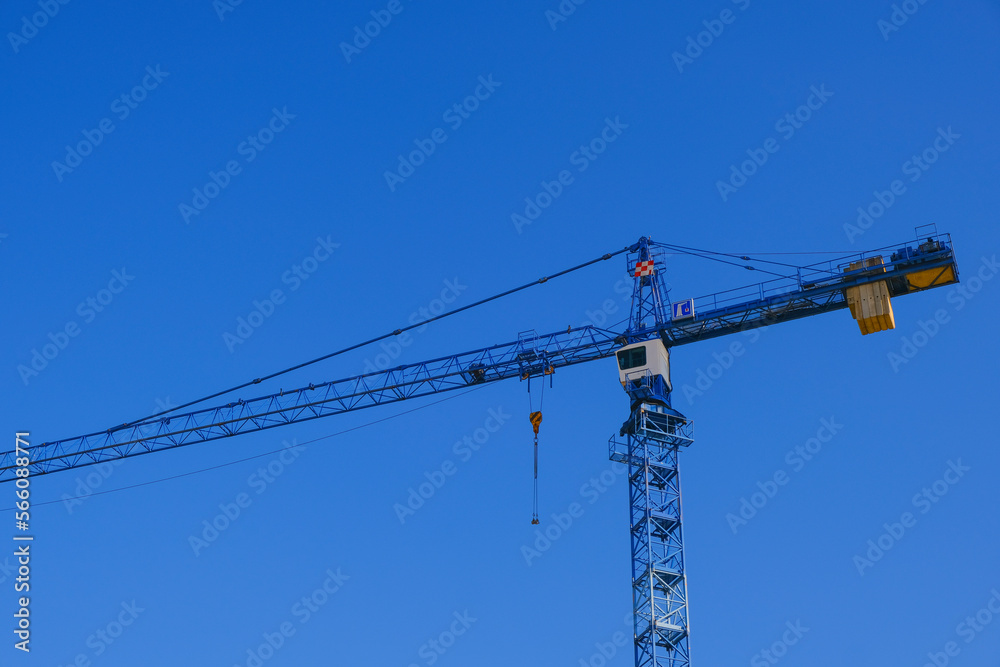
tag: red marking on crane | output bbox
[634,260,655,277]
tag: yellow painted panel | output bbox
[906,266,957,291]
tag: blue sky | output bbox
[2,1,999,665]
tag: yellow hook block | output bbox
[529,411,543,435]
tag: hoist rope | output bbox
[127,245,633,426]
[2,384,490,512]
[528,373,546,525]
[651,242,793,279]
[652,241,854,279]
[122,238,853,433]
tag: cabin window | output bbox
[616,347,647,370]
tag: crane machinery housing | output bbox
[2,231,960,667]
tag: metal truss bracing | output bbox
[0,326,624,482]
[655,238,959,348]
[611,409,695,667]
[0,234,957,488]
[626,242,673,338]
[0,233,962,667]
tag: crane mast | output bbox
[613,237,694,666]
[2,233,960,667]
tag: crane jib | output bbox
[0,326,624,480]
[0,235,959,483]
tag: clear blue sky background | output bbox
[2,1,999,665]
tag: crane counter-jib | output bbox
[657,235,959,346]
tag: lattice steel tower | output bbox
[610,238,694,667]
[3,233,962,667]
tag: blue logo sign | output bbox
[672,299,695,320]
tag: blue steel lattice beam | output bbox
[0,326,623,482]
[608,232,958,667]
[626,240,672,338]
[0,234,959,484]
[615,237,693,667]
[611,412,694,667]
[654,234,958,347]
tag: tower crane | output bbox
[2,232,960,667]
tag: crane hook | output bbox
[529,411,542,434]
[530,411,542,524]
